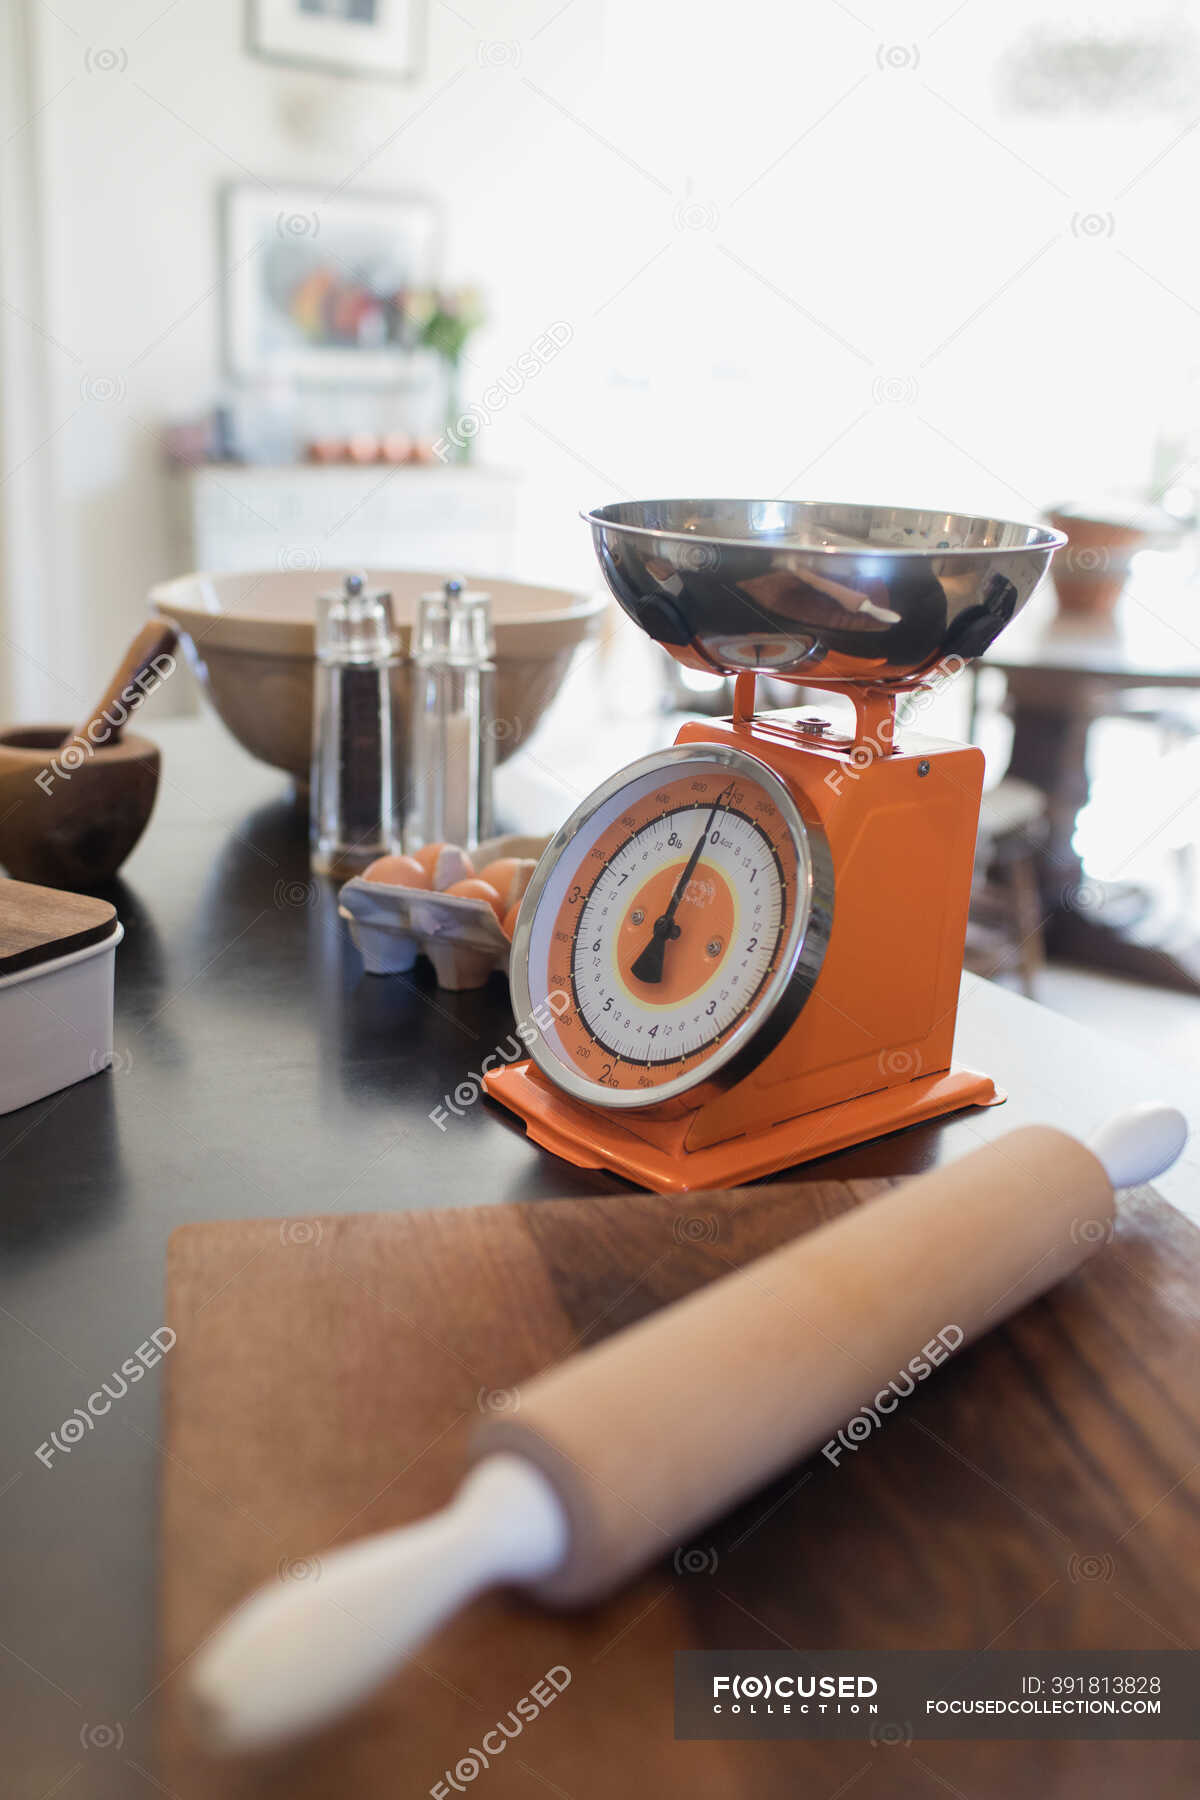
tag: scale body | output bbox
[485,499,1065,1193]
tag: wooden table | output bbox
[0,715,1196,1800]
[974,587,1200,989]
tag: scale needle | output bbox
[630,783,733,984]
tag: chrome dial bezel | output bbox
[508,742,833,1109]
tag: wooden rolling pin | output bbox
[190,1106,1186,1751]
[475,1125,1109,1602]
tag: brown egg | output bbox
[444,877,504,920]
[501,901,522,940]
[362,853,431,889]
[478,857,536,912]
[411,842,445,877]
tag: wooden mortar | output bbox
[0,621,175,887]
[0,726,160,888]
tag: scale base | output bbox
[484,1063,1003,1194]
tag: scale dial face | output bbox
[510,744,831,1109]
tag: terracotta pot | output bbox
[0,726,160,888]
[1047,511,1154,618]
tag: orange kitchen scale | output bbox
[485,499,1066,1193]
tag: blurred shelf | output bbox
[170,462,522,576]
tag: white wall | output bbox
[4,0,1200,717]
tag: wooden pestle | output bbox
[64,620,178,751]
[472,1125,1114,1603]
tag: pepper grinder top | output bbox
[316,572,398,664]
[412,578,495,665]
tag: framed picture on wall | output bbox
[224,184,439,382]
[248,0,423,81]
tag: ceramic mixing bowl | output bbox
[149,569,606,782]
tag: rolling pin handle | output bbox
[1088,1104,1187,1190]
[189,1453,568,1752]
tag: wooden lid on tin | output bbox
[0,878,119,978]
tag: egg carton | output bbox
[338,834,548,991]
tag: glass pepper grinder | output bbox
[406,578,495,853]
[309,572,401,878]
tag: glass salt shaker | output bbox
[406,579,495,853]
[309,572,401,878]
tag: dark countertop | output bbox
[1,715,1196,1798]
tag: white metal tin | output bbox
[0,924,124,1115]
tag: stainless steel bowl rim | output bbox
[582,499,1068,558]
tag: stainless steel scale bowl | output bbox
[583,498,1066,686]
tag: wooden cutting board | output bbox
[159,1177,1200,1799]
